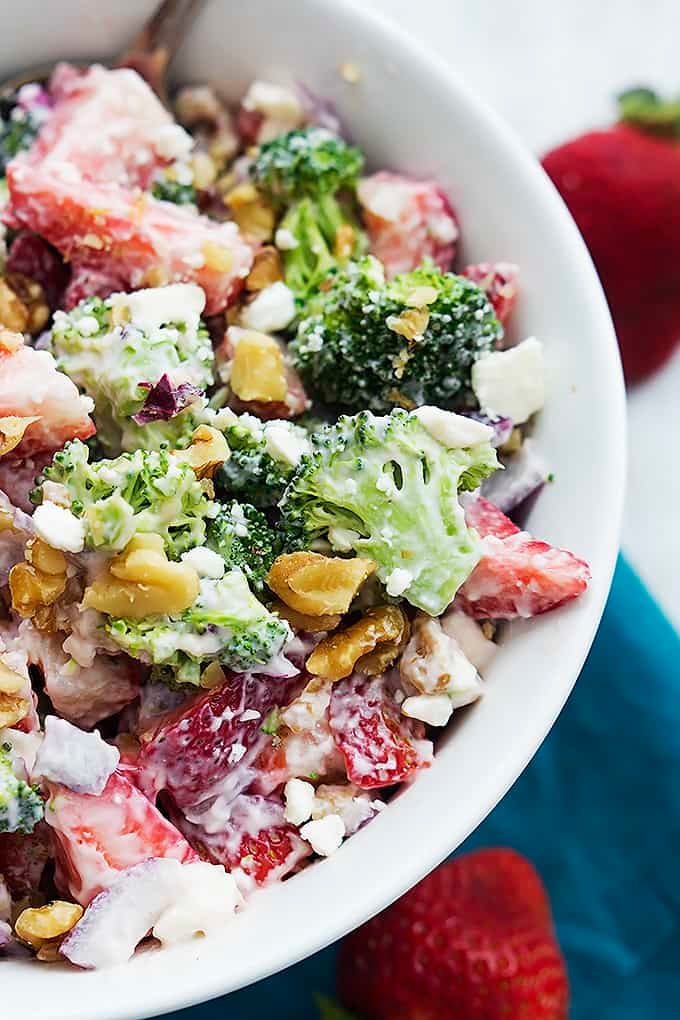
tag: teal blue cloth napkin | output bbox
[168,556,680,1020]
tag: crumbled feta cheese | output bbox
[153,123,194,162]
[34,716,119,795]
[242,81,303,123]
[109,283,205,335]
[33,501,86,553]
[76,315,101,337]
[414,406,493,449]
[275,227,299,251]
[229,502,249,538]
[240,709,261,722]
[357,176,412,222]
[386,567,412,597]
[300,813,346,856]
[264,421,311,467]
[240,282,296,333]
[284,778,316,826]
[401,693,453,727]
[471,337,545,425]
[40,481,71,507]
[152,861,242,946]
[181,546,226,579]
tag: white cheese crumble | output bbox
[109,283,205,335]
[471,337,545,425]
[264,422,311,467]
[76,315,101,337]
[401,693,453,727]
[386,567,412,597]
[240,282,296,333]
[152,861,242,946]
[33,501,86,553]
[275,227,299,250]
[413,406,493,449]
[284,778,316,826]
[300,813,346,856]
[441,609,497,673]
[240,709,261,722]
[153,123,194,162]
[242,81,303,122]
[181,546,226,579]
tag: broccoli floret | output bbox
[279,409,499,615]
[35,440,214,558]
[151,177,197,206]
[211,412,311,509]
[0,91,41,173]
[0,744,43,834]
[206,501,280,592]
[50,288,213,454]
[291,256,503,412]
[251,127,364,203]
[250,127,367,304]
[105,569,291,685]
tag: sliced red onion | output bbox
[60,859,181,969]
[33,716,119,795]
[0,921,12,948]
[481,438,548,513]
[296,82,344,136]
[131,375,203,425]
[462,411,513,448]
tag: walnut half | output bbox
[306,605,410,681]
[267,551,376,616]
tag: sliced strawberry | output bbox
[0,339,94,459]
[44,771,198,906]
[5,164,253,314]
[26,63,173,190]
[457,496,591,619]
[329,674,433,790]
[357,171,458,278]
[176,793,310,888]
[136,671,303,811]
[5,233,69,310]
[0,822,51,898]
[463,262,519,326]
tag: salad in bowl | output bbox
[0,60,591,969]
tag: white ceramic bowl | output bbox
[3,1,626,1016]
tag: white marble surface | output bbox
[367,0,679,628]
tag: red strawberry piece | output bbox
[44,770,198,906]
[27,63,173,191]
[4,163,253,315]
[457,496,591,619]
[5,233,69,310]
[329,673,433,790]
[337,847,568,1020]
[542,89,680,382]
[62,256,132,310]
[136,671,304,811]
[175,793,311,888]
[0,339,95,458]
[357,171,458,278]
[463,261,519,326]
[0,823,51,898]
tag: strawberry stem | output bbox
[618,86,680,135]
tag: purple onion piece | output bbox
[61,859,182,969]
[296,81,344,136]
[481,438,548,514]
[0,921,12,948]
[132,375,202,425]
[462,411,513,448]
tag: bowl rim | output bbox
[2,0,626,1015]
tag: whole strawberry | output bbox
[337,848,568,1020]
[542,88,680,383]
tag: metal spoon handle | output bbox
[116,0,205,98]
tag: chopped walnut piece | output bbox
[267,551,376,616]
[225,182,276,243]
[246,246,284,291]
[229,330,287,402]
[0,415,40,457]
[306,605,409,681]
[15,901,83,950]
[174,424,229,480]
